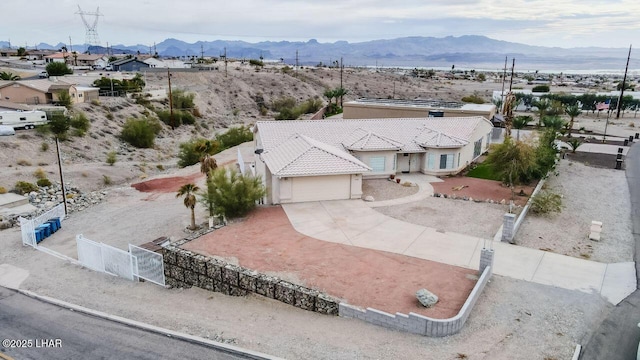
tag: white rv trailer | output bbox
[0,110,48,129]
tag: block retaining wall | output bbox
[162,239,340,316]
[339,266,492,337]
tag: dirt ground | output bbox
[432,177,536,207]
[131,173,204,193]
[182,206,477,319]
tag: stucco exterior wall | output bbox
[0,84,47,104]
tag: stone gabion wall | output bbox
[162,240,340,315]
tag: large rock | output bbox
[363,195,375,202]
[416,288,439,308]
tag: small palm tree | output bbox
[176,183,200,230]
[195,140,218,179]
[564,104,581,137]
[513,115,532,141]
[567,138,583,153]
[0,71,20,80]
[323,88,336,106]
[534,99,550,127]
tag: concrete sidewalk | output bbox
[282,200,636,305]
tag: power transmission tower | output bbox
[76,5,103,48]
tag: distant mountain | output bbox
[10,35,638,71]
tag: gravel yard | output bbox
[515,159,634,263]
[362,178,419,201]
[377,197,508,240]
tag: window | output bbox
[439,154,454,169]
[19,117,26,121]
[427,153,435,170]
[369,157,386,172]
[473,139,482,158]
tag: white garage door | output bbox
[290,175,351,202]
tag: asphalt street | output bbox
[582,141,640,360]
[0,287,254,360]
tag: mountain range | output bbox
[1,35,636,72]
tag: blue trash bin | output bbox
[46,219,59,233]
[36,223,51,238]
[34,228,44,243]
[49,217,61,230]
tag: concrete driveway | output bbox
[283,199,636,305]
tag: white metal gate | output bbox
[76,234,136,281]
[129,244,166,286]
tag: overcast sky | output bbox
[2,0,639,49]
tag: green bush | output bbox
[103,175,112,186]
[106,151,117,165]
[532,85,550,93]
[40,142,49,152]
[45,62,73,76]
[155,109,195,127]
[56,91,73,109]
[177,140,200,168]
[36,178,52,187]
[531,190,563,216]
[199,168,265,218]
[70,112,91,136]
[14,181,38,194]
[0,186,7,194]
[120,117,161,148]
[461,94,485,104]
[215,126,253,150]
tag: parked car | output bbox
[38,71,48,78]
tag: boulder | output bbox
[363,195,375,202]
[416,288,439,308]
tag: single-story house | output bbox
[143,58,190,69]
[254,117,493,204]
[0,79,77,105]
[110,57,150,72]
[343,98,497,120]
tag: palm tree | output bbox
[0,71,20,80]
[513,115,532,141]
[176,183,200,230]
[564,104,581,137]
[196,140,218,179]
[323,88,336,106]
[334,87,348,107]
[534,99,550,127]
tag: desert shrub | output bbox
[70,112,91,136]
[530,190,563,216]
[215,126,253,150]
[155,109,195,127]
[0,186,6,194]
[102,175,112,185]
[177,140,201,168]
[56,91,73,109]
[106,113,114,120]
[106,151,117,165]
[17,159,32,166]
[199,168,265,218]
[14,181,38,194]
[532,85,550,93]
[461,94,485,104]
[156,164,164,170]
[33,168,47,179]
[91,99,101,106]
[271,96,297,112]
[120,117,161,148]
[36,178,52,187]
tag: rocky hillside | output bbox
[0,64,481,199]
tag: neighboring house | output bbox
[254,117,493,204]
[343,98,497,120]
[143,58,190,69]
[0,79,76,105]
[110,57,150,72]
[72,54,108,68]
[44,52,67,64]
[75,86,100,103]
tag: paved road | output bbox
[581,141,640,360]
[0,287,254,360]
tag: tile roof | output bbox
[342,128,404,151]
[262,134,371,177]
[256,117,491,154]
[256,117,491,177]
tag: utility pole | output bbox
[167,68,174,130]
[616,45,632,119]
[340,57,344,107]
[201,44,204,61]
[55,137,68,215]
[223,47,227,77]
[295,50,299,77]
[500,56,507,114]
